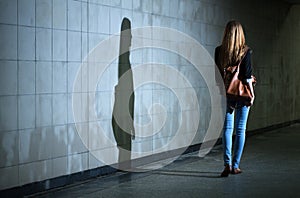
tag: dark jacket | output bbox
[215,46,253,109]
[214,46,253,81]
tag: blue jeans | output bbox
[223,105,250,169]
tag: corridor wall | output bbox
[0,0,299,191]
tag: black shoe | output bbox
[221,165,232,177]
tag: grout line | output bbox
[16,0,20,188]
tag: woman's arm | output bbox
[247,79,255,105]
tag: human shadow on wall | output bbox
[112,18,135,171]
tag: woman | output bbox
[215,21,255,177]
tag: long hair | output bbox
[220,21,247,69]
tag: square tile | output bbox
[82,2,88,32]
[67,123,88,155]
[0,25,17,59]
[36,61,52,94]
[68,31,81,62]
[18,95,35,130]
[0,131,19,167]
[89,4,109,34]
[18,0,35,26]
[122,0,132,9]
[18,61,35,95]
[132,0,141,11]
[53,94,67,125]
[19,128,37,163]
[0,0,17,24]
[0,166,18,190]
[67,93,74,123]
[68,0,81,31]
[82,33,88,61]
[36,0,52,28]
[36,94,52,127]
[53,0,67,29]
[18,26,35,60]
[67,62,80,93]
[36,28,52,61]
[53,61,67,93]
[36,127,53,161]
[110,8,122,34]
[67,152,88,174]
[0,96,17,132]
[0,61,17,95]
[52,125,68,158]
[53,30,67,61]
[19,160,52,185]
[52,156,68,178]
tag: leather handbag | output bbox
[224,53,256,106]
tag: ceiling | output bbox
[284,0,300,4]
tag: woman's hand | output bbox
[250,96,255,106]
[247,81,255,106]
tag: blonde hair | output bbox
[220,21,247,69]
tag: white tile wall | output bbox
[88,4,110,34]
[68,31,82,62]
[132,0,141,11]
[0,165,18,189]
[36,28,52,61]
[67,93,74,123]
[67,152,88,174]
[169,0,179,18]
[36,95,52,127]
[53,94,68,125]
[36,127,53,160]
[82,2,88,32]
[67,123,88,155]
[110,7,122,34]
[53,30,67,61]
[36,0,52,28]
[0,96,17,132]
[141,0,152,13]
[18,61,35,94]
[53,0,67,29]
[52,125,68,158]
[0,0,17,24]
[0,131,19,167]
[0,61,17,95]
[18,26,35,60]
[122,0,132,9]
[19,129,35,164]
[89,121,111,151]
[68,0,82,31]
[18,0,35,26]
[18,95,35,129]
[0,25,17,60]
[18,128,53,164]
[52,156,68,178]
[36,62,52,94]
[81,33,88,60]
[67,62,81,93]
[0,0,299,192]
[88,33,107,52]
[53,61,67,93]
[88,152,105,169]
[19,159,52,186]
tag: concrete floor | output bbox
[28,124,300,198]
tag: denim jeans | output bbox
[223,105,250,169]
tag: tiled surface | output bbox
[28,124,300,198]
[0,0,299,191]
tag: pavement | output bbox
[28,123,300,198]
